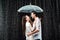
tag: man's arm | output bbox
[27,18,41,36]
[31,19,40,34]
[27,29,39,36]
[31,28,39,34]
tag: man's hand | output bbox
[27,29,39,37]
[27,32,32,37]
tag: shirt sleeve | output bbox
[35,18,41,30]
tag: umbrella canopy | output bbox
[17,5,43,13]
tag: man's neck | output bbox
[34,16,37,20]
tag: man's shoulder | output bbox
[36,17,40,20]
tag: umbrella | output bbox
[17,5,43,13]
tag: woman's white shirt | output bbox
[25,21,33,40]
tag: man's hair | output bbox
[31,11,38,17]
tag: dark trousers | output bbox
[35,39,40,40]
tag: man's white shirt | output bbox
[32,17,42,40]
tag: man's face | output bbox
[31,13,35,19]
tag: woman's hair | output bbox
[22,15,33,35]
[22,16,26,36]
[29,18,33,27]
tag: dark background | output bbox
[0,0,60,40]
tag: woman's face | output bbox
[26,15,30,21]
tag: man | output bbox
[27,11,42,40]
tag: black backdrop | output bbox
[0,0,60,40]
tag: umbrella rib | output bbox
[30,5,36,11]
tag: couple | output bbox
[22,12,42,40]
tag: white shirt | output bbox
[32,17,42,40]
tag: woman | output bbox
[22,15,34,40]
